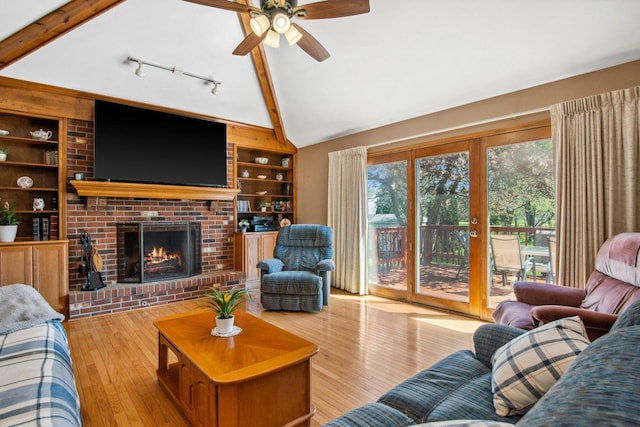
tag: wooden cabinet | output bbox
[158,334,217,427]
[234,231,277,287]
[0,110,66,241]
[235,147,294,229]
[0,240,69,314]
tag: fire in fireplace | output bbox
[117,222,202,283]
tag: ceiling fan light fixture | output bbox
[264,29,280,48]
[250,14,270,36]
[284,25,302,45]
[272,12,291,34]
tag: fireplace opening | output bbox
[117,222,202,283]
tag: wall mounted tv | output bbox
[94,100,227,187]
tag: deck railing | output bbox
[374,225,554,269]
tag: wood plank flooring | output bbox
[67,290,487,426]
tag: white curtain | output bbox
[551,86,640,287]
[327,147,368,294]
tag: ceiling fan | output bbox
[183,0,370,62]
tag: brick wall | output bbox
[66,119,242,317]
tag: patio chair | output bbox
[454,230,469,280]
[490,234,531,287]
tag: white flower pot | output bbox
[0,225,18,242]
[215,315,235,335]
[0,153,6,161]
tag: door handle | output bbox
[469,230,478,238]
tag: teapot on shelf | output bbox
[30,129,52,140]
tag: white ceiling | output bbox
[1,0,640,147]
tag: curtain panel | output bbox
[551,86,640,287]
[327,147,368,294]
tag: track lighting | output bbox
[127,57,222,96]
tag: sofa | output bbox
[0,284,82,427]
[325,297,640,426]
[492,232,640,341]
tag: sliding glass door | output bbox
[366,123,553,320]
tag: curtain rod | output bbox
[366,106,551,150]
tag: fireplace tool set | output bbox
[80,231,106,291]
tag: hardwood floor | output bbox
[67,290,488,426]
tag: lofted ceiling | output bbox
[1,0,640,148]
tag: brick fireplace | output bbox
[66,119,243,318]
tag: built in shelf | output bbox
[70,180,239,201]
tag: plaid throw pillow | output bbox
[491,316,590,416]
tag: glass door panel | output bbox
[486,138,555,309]
[367,160,409,292]
[416,151,470,303]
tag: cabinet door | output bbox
[178,356,194,418]
[193,368,216,427]
[32,242,68,312]
[244,234,261,282]
[0,245,33,285]
[260,233,277,260]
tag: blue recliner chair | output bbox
[257,224,335,312]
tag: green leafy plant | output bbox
[0,148,8,155]
[201,286,253,319]
[258,200,271,209]
[0,201,20,225]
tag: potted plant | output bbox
[0,148,7,161]
[258,200,271,212]
[238,219,250,232]
[201,286,253,335]
[0,201,20,242]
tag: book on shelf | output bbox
[49,215,58,240]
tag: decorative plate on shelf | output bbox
[0,130,9,136]
[17,176,33,188]
[257,175,267,179]
[280,218,291,227]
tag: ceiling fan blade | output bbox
[293,0,370,20]
[182,0,260,14]
[232,32,268,56]
[292,24,330,62]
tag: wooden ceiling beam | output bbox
[0,0,125,69]
[235,0,288,146]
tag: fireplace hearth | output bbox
[117,222,202,283]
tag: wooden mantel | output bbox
[70,180,239,201]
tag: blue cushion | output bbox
[262,271,322,295]
[377,350,491,423]
[429,374,521,424]
[323,403,414,427]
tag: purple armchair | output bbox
[493,232,640,341]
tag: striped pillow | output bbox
[491,316,590,416]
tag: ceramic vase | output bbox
[0,225,18,242]
[215,315,235,335]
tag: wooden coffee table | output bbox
[154,309,318,427]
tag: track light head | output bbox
[135,62,145,78]
[211,82,221,96]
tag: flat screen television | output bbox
[94,100,227,187]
